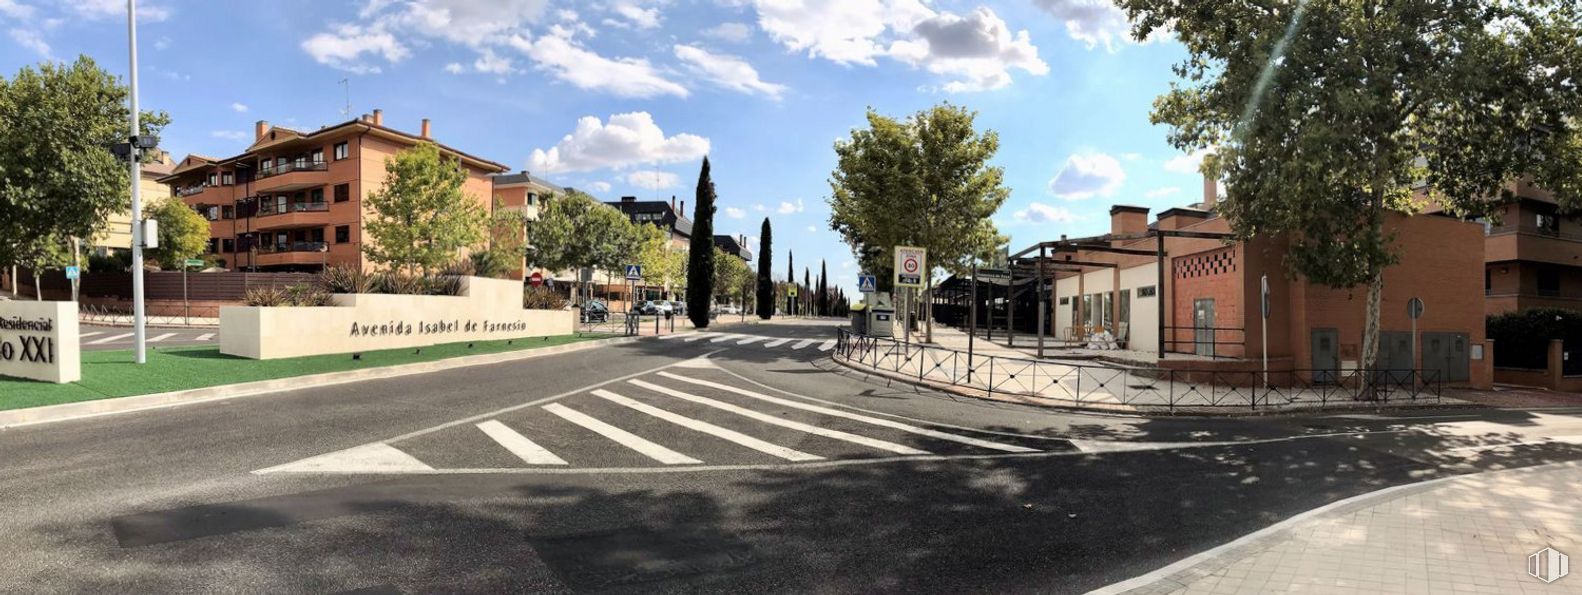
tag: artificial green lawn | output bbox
[0,333,616,412]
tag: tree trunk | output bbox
[34,272,42,301]
[923,269,934,343]
[1360,271,1383,370]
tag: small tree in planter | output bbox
[363,142,487,277]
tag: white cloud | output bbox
[301,23,410,74]
[1144,186,1181,199]
[0,0,34,19]
[444,62,465,74]
[230,102,249,113]
[753,203,766,212]
[608,1,662,29]
[589,181,613,192]
[724,207,746,219]
[702,22,753,43]
[1032,0,1137,51]
[1164,148,1213,175]
[777,198,805,214]
[368,0,549,46]
[807,225,817,232]
[753,0,931,66]
[152,36,171,50]
[8,28,49,59]
[1013,202,1082,224]
[510,30,688,98]
[473,48,516,74]
[74,0,171,22]
[674,45,787,99]
[529,112,710,173]
[887,7,1048,92]
[211,130,248,141]
[626,170,680,190]
[1048,153,1125,200]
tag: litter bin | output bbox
[867,292,895,338]
[850,302,868,334]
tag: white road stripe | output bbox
[657,333,690,340]
[763,338,791,348]
[736,336,767,345]
[709,334,743,343]
[655,372,1039,453]
[791,339,816,350]
[147,332,178,343]
[476,420,568,465]
[79,332,103,339]
[681,333,717,342]
[629,379,928,455]
[543,403,701,465]
[817,340,836,351]
[195,333,216,341]
[591,389,821,462]
[87,332,134,345]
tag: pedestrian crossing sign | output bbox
[624,264,642,280]
[857,274,876,293]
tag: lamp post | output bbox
[127,0,147,364]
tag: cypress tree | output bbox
[686,158,716,327]
[786,250,794,315]
[804,267,811,316]
[756,218,773,319]
[818,260,828,316]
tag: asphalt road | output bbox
[77,324,219,351]
[4,320,1582,593]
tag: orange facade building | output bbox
[159,110,508,272]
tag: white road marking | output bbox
[736,336,768,345]
[79,332,103,339]
[817,340,836,351]
[629,379,928,455]
[87,332,134,345]
[791,339,816,350]
[147,332,178,343]
[254,443,433,474]
[682,333,717,342]
[476,420,568,465]
[763,338,791,348]
[543,403,701,465]
[656,372,1039,453]
[656,333,691,340]
[709,334,743,343]
[591,389,821,462]
[195,333,215,341]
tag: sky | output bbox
[0,0,1213,291]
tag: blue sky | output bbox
[0,0,1212,290]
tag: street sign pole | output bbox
[968,262,977,383]
[128,0,147,364]
[1408,297,1424,376]
[183,262,190,325]
[1260,274,1270,392]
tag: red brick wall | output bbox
[1171,245,1245,357]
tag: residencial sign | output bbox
[857,274,877,293]
[894,246,926,288]
[624,264,643,280]
[0,300,80,383]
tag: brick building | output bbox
[1422,180,1582,316]
[158,110,508,272]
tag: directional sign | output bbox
[894,246,926,288]
[1407,297,1425,320]
[528,271,544,287]
[624,264,643,280]
[64,266,79,280]
[857,274,877,293]
[184,259,205,268]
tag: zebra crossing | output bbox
[79,329,218,347]
[256,362,1060,475]
[666,332,835,353]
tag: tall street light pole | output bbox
[127,0,147,364]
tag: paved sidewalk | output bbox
[1100,461,1582,594]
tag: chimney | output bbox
[680,200,686,214]
[420,118,432,139]
[254,120,270,141]
[372,109,383,126]
[1202,175,1218,209]
[670,196,676,210]
[1110,205,1149,238]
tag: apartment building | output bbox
[158,110,508,272]
[87,150,175,257]
[713,234,753,262]
[1422,180,1582,316]
[608,196,693,248]
[492,170,567,281]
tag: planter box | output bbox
[220,276,574,360]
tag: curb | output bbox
[1086,458,1582,594]
[0,334,649,430]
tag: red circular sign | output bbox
[529,272,544,287]
[902,255,919,274]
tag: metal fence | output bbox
[834,329,1442,412]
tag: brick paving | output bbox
[1103,461,1582,594]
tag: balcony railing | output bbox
[176,185,209,197]
[258,241,328,254]
[1486,223,1582,242]
[257,201,329,217]
[256,160,328,179]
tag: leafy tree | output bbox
[146,197,210,270]
[15,235,71,300]
[1122,0,1582,368]
[756,218,774,319]
[633,223,685,299]
[362,142,487,276]
[686,157,717,327]
[829,103,1009,341]
[713,248,752,307]
[0,56,170,271]
[527,189,637,303]
[478,196,528,279]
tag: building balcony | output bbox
[1485,230,1582,266]
[254,241,330,267]
[254,201,331,231]
[502,203,540,221]
[254,160,329,192]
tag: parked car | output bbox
[669,301,687,316]
[580,299,609,323]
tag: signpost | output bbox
[1408,297,1424,375]
[894,247,926,344]
[65,265,80,304]
[1260,274,1270,391]
[528,271,544,288]
[857,274,876,294]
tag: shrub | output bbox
[1487,308,1582,369]
[426,275,463,296]
[284,282,332,306]
[523,286,568,310]
[320,264,376,294]
[377,272,426,295]
[88,250,132,273]
[442,257,477,277]
[244,285,287,307]
[468,250,513,279]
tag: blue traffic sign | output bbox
[64,266,79,280]
[624,264,643,280]
[857,274,876,293]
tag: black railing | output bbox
[258,241,327,254]
[833,329,1442,412]
[258,201,329,216]
[256,160,328,178]
[1161,325,1245,358]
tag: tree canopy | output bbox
[1122,0,1582,366]
[756,218,774,319]
[526,189,639,301]
[633,222,686,299]
[362,142,488,275]
[686,157,717,327]
[147,197,210,269]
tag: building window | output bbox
[311,149,324,164]
[310,227,325,243]
[222,239,234,253]
[207,173,217,186]
[221,205,234,220]
[221,172,234,185]
[1537,212,1560,234]
[334,142,349,160]
[207,238,219,254]
[310,188,324,203]
[528,192,539,206]
[335,225,350,244]
[1538,268,1561,297]
[334,183,349,203]
[1137,285,1158,298]
[206,206,219,221]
